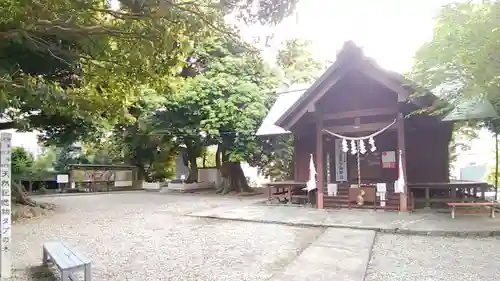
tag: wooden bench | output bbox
[447,202,498,219]
[42,242,92,281]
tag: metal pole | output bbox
[495,130,498,201]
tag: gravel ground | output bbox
[12,192,322,281]
[365,233,500,281]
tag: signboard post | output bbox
[334,139,347,182]
[0,133,12,279]
[56,174,69,192]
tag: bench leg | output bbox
[85,264,92,281]
[42,248,49,265]
[451,206,456,219]
[491,207,495,218]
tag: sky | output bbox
[239,0,453,73]
[8,0,495,172]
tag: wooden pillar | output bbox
[396,112,408,212]
[293,136,299,181]
[424,187,430,209]
[316,118,324,209]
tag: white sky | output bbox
[241,0,454,73]
[8,0,495,171]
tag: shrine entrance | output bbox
[321,117,402,210]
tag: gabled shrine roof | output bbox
[256,41,438,136]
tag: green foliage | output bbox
[96,89,179,180]
[11,146,60,180]
[155,36,281,170]
[261,135,294,180]
[411,1,500,182]
[277,39,325,84]
[31,147,58,178]
[53,145,90,173]
[11,147,34,175]
[1,0,299,145]
[82,139,120,165]
[410,1,500,122]
[258,38,325,179]
[197,147,217,168]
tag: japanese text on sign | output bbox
[0,131,12,277]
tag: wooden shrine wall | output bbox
[293,134,316,181]
[405,126,451,183]
[292,123,452,184]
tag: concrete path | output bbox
[269,228,375,281]
[189,204,500,236]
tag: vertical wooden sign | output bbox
[0,132,11,279]
[334,139,347,182]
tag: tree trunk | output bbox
[137,165,147,180]
[187,154,198,182]
[12,181,36,206]
[215,144,222,168]
[218,161,253,194]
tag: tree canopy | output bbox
[3,0,317,197]
[1,0,299,145]
[410,1,500,184]
[154,36,280,191]
[410,1,500,119]
[277,39,325,84]
[11,147,34,176]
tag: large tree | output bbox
[2,0,300,201]
[410,1,500,116]
[113,90,178,181]
[155,37,281,192]
[261,38,326,181]
[410,1,500,179]
[1,0,300,143]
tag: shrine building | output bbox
[257,41,490,211]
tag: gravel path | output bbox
[365,233,500,281]
[12,192,500,281]
[12,192,322,281]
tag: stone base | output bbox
[167,182,215,192]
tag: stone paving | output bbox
[10,192,500,281]
[269,228,375,281]
[189,204,500,236]
[365,234,500,281]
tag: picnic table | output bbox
[265,181,308,204]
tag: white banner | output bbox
[0,132,12,278]
[334,139,348,182]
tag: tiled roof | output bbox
[442,99,498,121]
[256,86,309,136]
